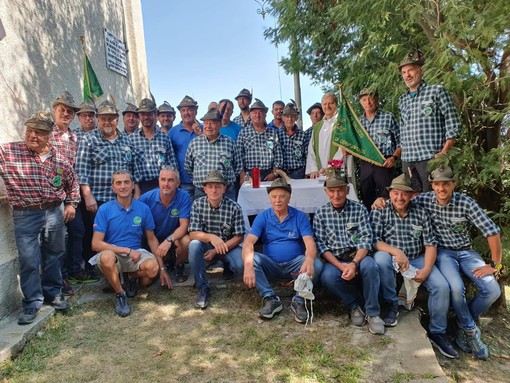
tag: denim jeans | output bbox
[188,240,244,289]
[13,204,66,309]
[373,251,399,305]
[321,256,381,317]
[252,253,323,302]
[436,248,501,329]
[62,204,85,275]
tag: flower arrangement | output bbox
[325,159,346,178]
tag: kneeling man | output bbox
[91,170,169,317]
[243,178,322,323]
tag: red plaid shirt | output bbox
[51,125,77,166]
[0,142,80,208]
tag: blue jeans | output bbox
[253,253,323,302]
[188,240,244,289]
[13,205,66,309]
[321,256,380,317]
[436,248,501,329]
[373,251,399,305]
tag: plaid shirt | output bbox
[233,114,252,129]
[73,126,96,144]
[313,200,373,259]
[76,129,134,202]
[370,200,437,259]
[398,81,461,162]
[0,142,80,208]
[189,196,245,241]
[359,110,400,156]
[236,125,283,171]
[277,126,308,170]
[129,127,177,183]
[50,125,78,166]
[184,134,241,187]
[413,192,500,249]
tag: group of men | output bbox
[0,50,504,363]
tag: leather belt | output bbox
[13,201,62,211]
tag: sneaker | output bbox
[428,333,459,359]
[222,263,235,281]
[350,306,366,326]
[115,291,131,317]
[125,277,139,298]
[259,295,283,319]
[290,297,308,324]
[18,307,38,325]
[455,326,471,353]
[45,295,70,311]
[62,276,75,296]
[68,270,99,284]
[367,316,385,335]
[465,327,489,360]
[206,260,224,274]
[383,302,399,327]
[175,263,188,283]
[195,288,210,309]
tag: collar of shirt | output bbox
[431,191,457,207]
[406,80,426,95]
[114,198,133,212]
[389,200,410,218]
[208,198,224,210]
[322,114,338,131]
[269,206,294,222]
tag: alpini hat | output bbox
[77,100,97,115]
[52,91,80,111]
[25,111,54,132]
[282,102,299,116]
[177,95,198,110]
[324,171,348,188]
[358,87,378,99]
[137,98,157,113]
[267,177,292,194]
[429,165,455,182]
[97,100,119,116]
[200,108,222,122]
[399,50,426,69]
[122,103,138,116]
[386,174,415,192]
[158,101,176,115]
[202,170,227,185]
[235,88,252,101]
[249,98,268,112]
[306,102,323,115]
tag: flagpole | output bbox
[81,36,91,101]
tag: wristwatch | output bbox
[166,235,173,243]
[490,261,503,271]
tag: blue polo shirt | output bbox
[94,199,155,249]
[139,188,192,241]
[220,121,242,142]
[168,122,202,185]
[250,206,313,263]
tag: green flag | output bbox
[332,95,385,166]
[83,54,103,101]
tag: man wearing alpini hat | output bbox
[122,102,139,135]
[157,101,176,134]
[233,88,253,129]
[0,112,80,325]
[75,100,97,143]
[398,50,461,192]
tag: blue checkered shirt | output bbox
[128,128,177,183]
[189,196,245,241]
[413,192,500,249]
[184,134,241,187]
[370,200,437,259]
[277,126,307,171]
[50,125,77,166]
[236,126,283,171]
[76,129,134,202]
[313,200,373,259]
[233,114,252,129]
[359,110,400,156]
[398,81,461,162]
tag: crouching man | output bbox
[242,178,322,323]
[91,170,170,317]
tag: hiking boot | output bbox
[45,295,70,311]
[68,270,99,284]
[290,297,308,324]
[206,260,224,274]
[383,302,399,327]
[465,326,489,360]
[455,326,471,353]
[428,333,459,359]
[115,291,131,317]
[195,288,210,309]
[259,295,283,319]
[62,276,75,296]
[367,316,385,335]
[350,306,366,326]
[222,263,235,281]
[18,307,38,325]
[125,277,139,298]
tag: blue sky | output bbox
[141,0,325,128]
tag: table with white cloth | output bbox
[237,178,358,229]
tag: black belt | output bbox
[446,246,472,251]
[284,167,304,172]
[13,201,62,211]
[334,248,357,262]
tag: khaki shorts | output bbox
[96,249,156,274]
